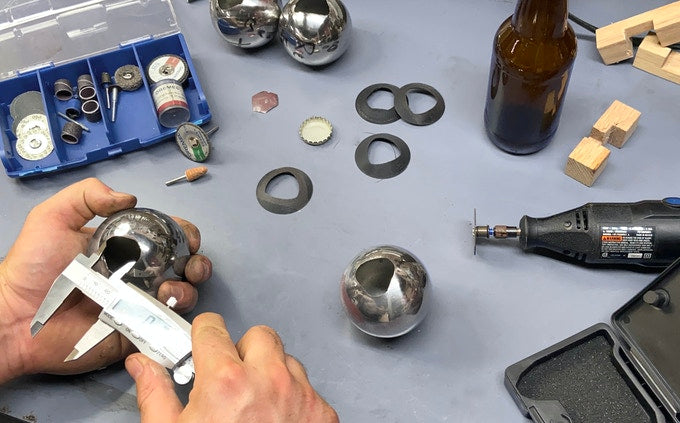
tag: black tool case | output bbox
[505,258,680,423]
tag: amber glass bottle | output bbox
[483,0,577,154]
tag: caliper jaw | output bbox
[29,249,195,385]
[30,249,103,337]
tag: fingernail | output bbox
[110,190,133,199]
[170,287,184,303]
[126,356,144,379]
[201,259,211,279]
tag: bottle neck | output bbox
[511,0,569,39]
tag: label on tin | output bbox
[600,226,654,259]
[152,82,189,114]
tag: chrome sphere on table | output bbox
[279,0,352,66]
[87,208,190,296]
[340,245,431,338]
[210,0,282,48]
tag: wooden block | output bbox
[596,1,680,64]
[633,33,680,85]
[565,137,611,187]
[589,100,641,148]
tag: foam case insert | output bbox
[505,258,680,423]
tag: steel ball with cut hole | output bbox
[86,208,190,296]
[279,0,352,66]
[210,0,282,49]
[340,245,431,338]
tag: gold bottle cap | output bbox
[299,116,333,145]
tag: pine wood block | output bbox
[596,1,680,65]
[565,137,611,187]
[633,33,680,85]
[589,100,641,148]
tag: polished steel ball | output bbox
[340,246,431,338]
[210,0,281,49]
[87,208,190,296]
[279,0,352,66]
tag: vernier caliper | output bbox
[30,247,194,384]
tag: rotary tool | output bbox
[473,198,680,268]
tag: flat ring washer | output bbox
[394,83,445,126]
[355,83,402,124]
[256,167,313,214]
[355,133,411,179]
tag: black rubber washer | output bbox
[355,83,402,124]
[394,83,445,126]
[355,133,411,179]
[256,167,313,214]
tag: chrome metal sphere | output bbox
[279,0,352,66]
[87,208,190,296]
[210,0,282,49]
[340,246,431,338]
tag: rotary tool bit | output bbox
[165,166,208,186]
[473,199,680,268]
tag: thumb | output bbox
[29,178,137,231]
[126,353,183,423]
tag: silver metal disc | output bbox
[15,127,54,161]
[15,113,49,135]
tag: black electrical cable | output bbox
[567,13,598,34]
[568,13,680,50]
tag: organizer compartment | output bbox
[134,34,211,129]
[87,47,160,143]
[39,58,107,164]
[0,72,62,174]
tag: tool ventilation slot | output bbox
[575,210,589,231]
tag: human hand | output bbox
[0,178,212,383]
[126,313,339,423]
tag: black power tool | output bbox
[473,199,680,268]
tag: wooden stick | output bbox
[590,100,641,148]
[633,33,680,85]
[565,137,611,187]
[596,1,680,65]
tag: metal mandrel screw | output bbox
[57,112,90,132]
[165,166,208,186]
[110,84,121,122]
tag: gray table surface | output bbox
[1,0,679,421]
